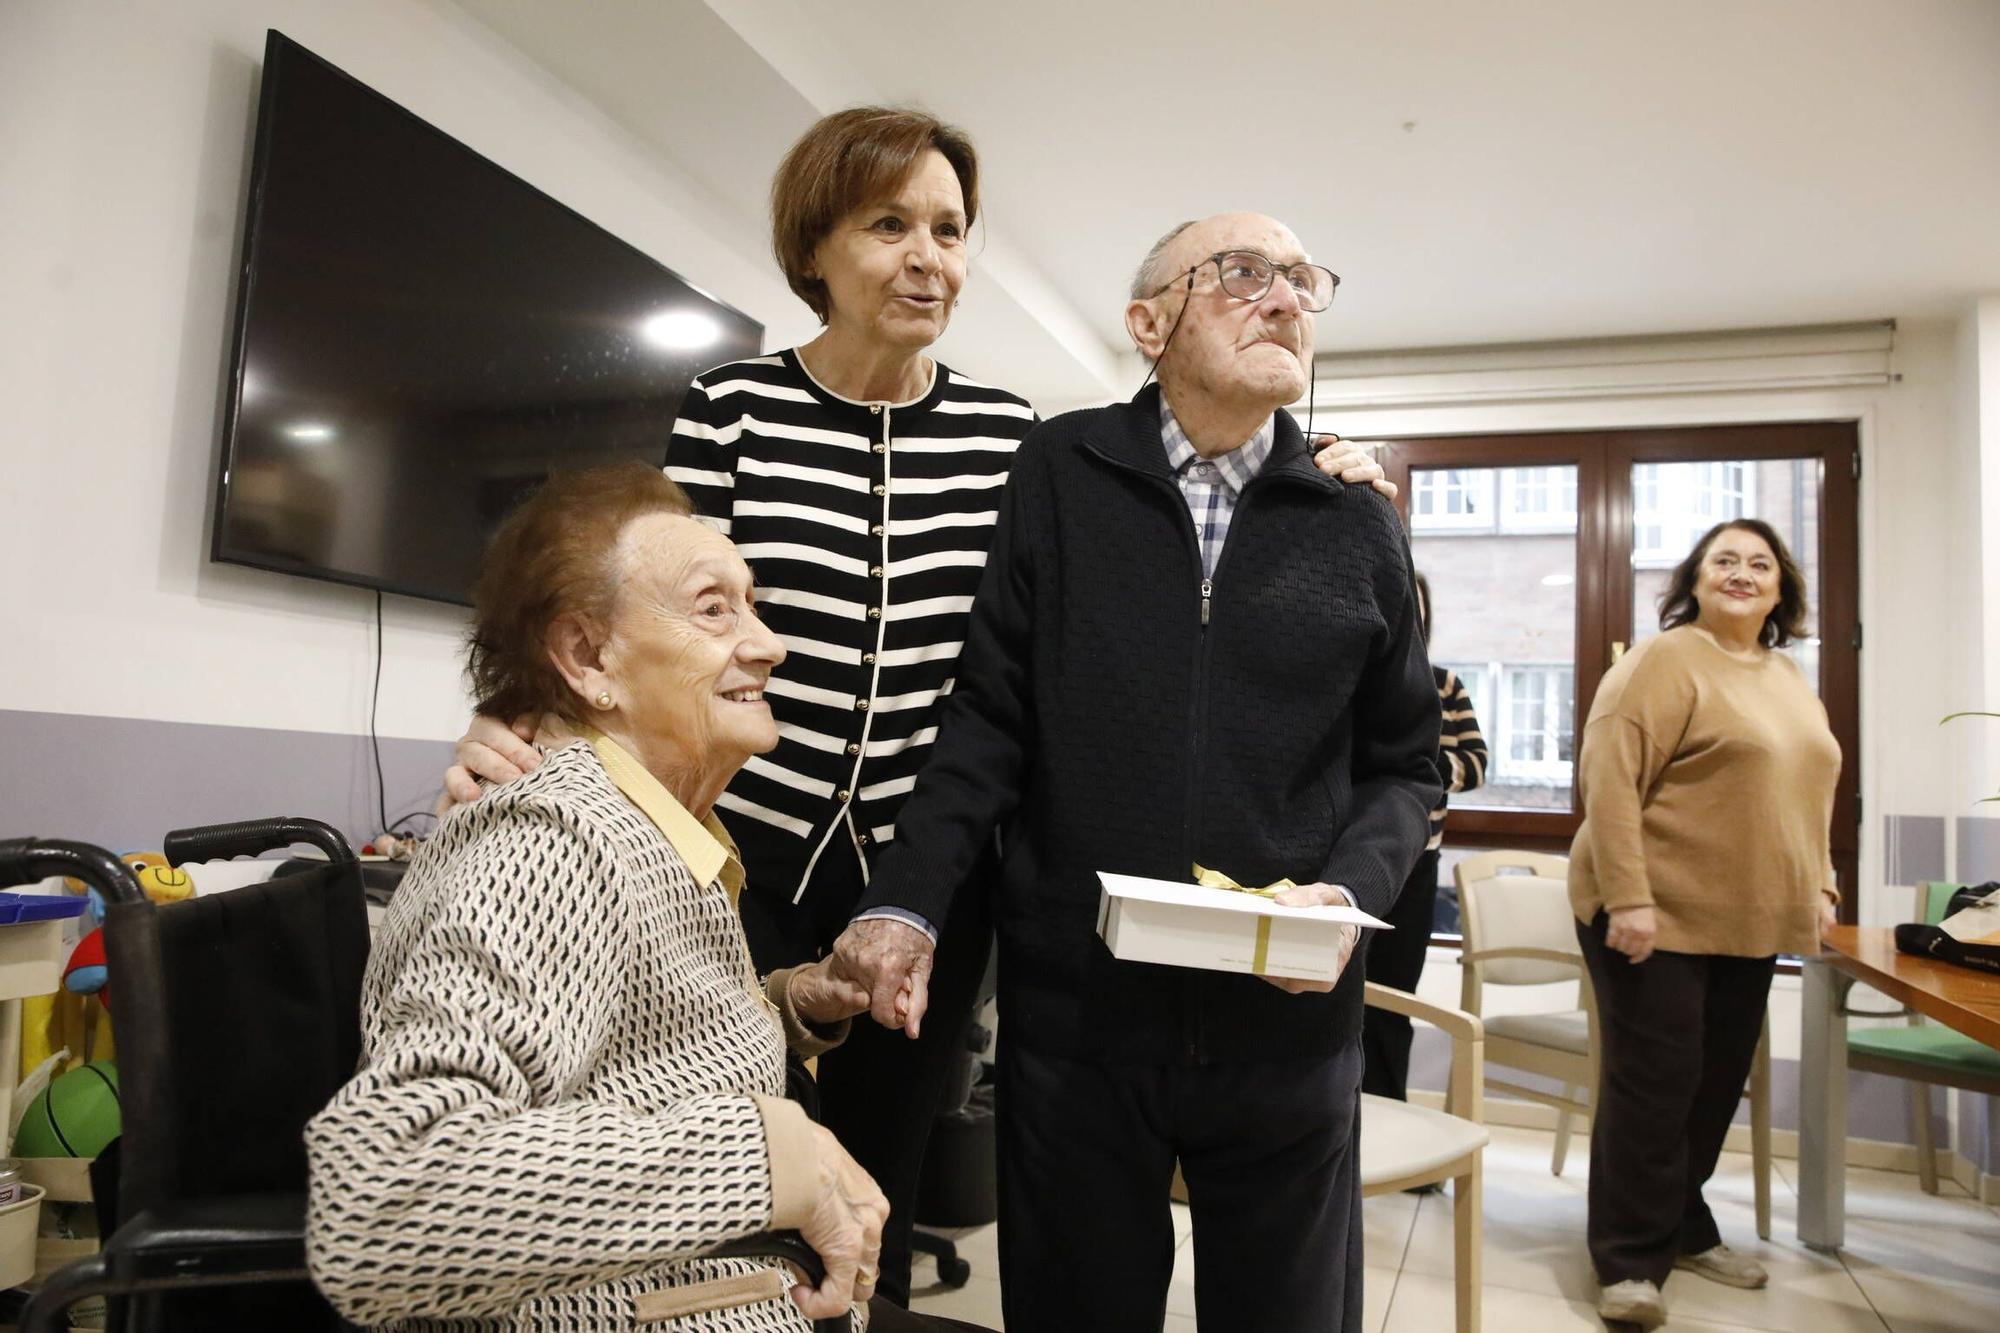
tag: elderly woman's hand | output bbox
[1310,435,1397,500]
[790,1123,890,1319]
[785,959,872,1027]
[438,712,543,810]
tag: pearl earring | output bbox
[594,691,614,710]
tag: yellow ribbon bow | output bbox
[1191,864,1298,973]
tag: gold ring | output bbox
[857,1266,879,1285]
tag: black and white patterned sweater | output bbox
[305,738,857,1332]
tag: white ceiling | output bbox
[456,0,2000,412]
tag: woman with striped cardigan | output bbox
[1361,571,1488,1101]
[445,106,1388,1301]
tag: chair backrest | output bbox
[1454,849,1580,990]
[1918,881,1963,926]
[106,820,368,1218]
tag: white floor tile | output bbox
[1400,1190,1597,1303]
[1362,1188,1421,1269]
[907,1272,1004,1326]
[1847,1269,2000,1333]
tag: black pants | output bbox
[1576,912,1775,1287]
[1361,848,1440,1100]
[738,846,993,1307]
[996,1040,1365,1332]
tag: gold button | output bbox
[873,443,887,454]
[837,789,852,803]
[868,607,882,619]
[871,524,885,537]
[862,652,876,665]
[846,743,861,756]
[856,699,870,711]
[872,484,887,496]
[870,566,884,578]
[857,833,871,846]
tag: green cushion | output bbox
[1848,1024,2000,1076]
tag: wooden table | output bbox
[1798,925,2000,1249]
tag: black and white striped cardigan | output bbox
[666,349,1035,908]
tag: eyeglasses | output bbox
[1149,250,1340,312]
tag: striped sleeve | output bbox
[1438,668,1487,794]
[664,376,736,535]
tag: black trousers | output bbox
[996,1039,1365,1333]
[738,846,993,1307]
[1575,912,1776,1287]
[1361,848,1440,1100]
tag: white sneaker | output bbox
[1597,1278,1667,1327]
[1675,1242,1769,1289]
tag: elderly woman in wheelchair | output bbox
[305,462,964,1332]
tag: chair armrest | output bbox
[19,1195,311,1333]
[1364,983,1485,1124]
[1364,982,1483,1044]
[703,1231,851,1333]
[1460,946,1582,969]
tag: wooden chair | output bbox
[1360,982,1488,1333]
[1845,882,2000,1193]
[1454,848,1775,1239]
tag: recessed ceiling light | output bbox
[284,422,336,443]
[1541,573,1575,587]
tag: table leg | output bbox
[1798,959,1847,1251]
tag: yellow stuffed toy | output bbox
[22,852,191,1078]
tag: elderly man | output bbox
[834,212,1441,1330]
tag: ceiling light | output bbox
[284,422,336,443]
[1541,573,1575,587]
[641,310,721,351]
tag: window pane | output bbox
[1630,457,1820,691]
[1412,464,1577,811]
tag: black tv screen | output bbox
[213,31,763,605]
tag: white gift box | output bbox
[1095,871,1390,982]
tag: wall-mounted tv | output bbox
[213,30,763,605]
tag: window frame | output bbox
[1379,423,1860,919]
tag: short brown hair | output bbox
[1657,518,1810,649]
[770,106,980,323]
[466,461,693,724]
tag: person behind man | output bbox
[1362,570,1488,1102]
[829,214,1442,1331]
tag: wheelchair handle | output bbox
[163,817,355,869]
[0,837,145,904]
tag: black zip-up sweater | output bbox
[858,385,1442,1064]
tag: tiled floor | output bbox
[908,1124,2000,1331]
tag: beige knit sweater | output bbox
[1568,626,1841,958]
[306,735,861,1331]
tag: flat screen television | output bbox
[213,31,763,605]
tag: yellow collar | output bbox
[559,724,746,904]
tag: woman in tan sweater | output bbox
[1569,518,1840,1330]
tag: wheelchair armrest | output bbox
[103,1191,308,1277]
[704,1231,856,1333]
[22,1193,317,1333]
[705,1228,825,1285]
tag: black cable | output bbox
[368,592,441,845]
[371,591,389,838]
[1136,269,1194,394]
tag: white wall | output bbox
[0,0,816,746]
